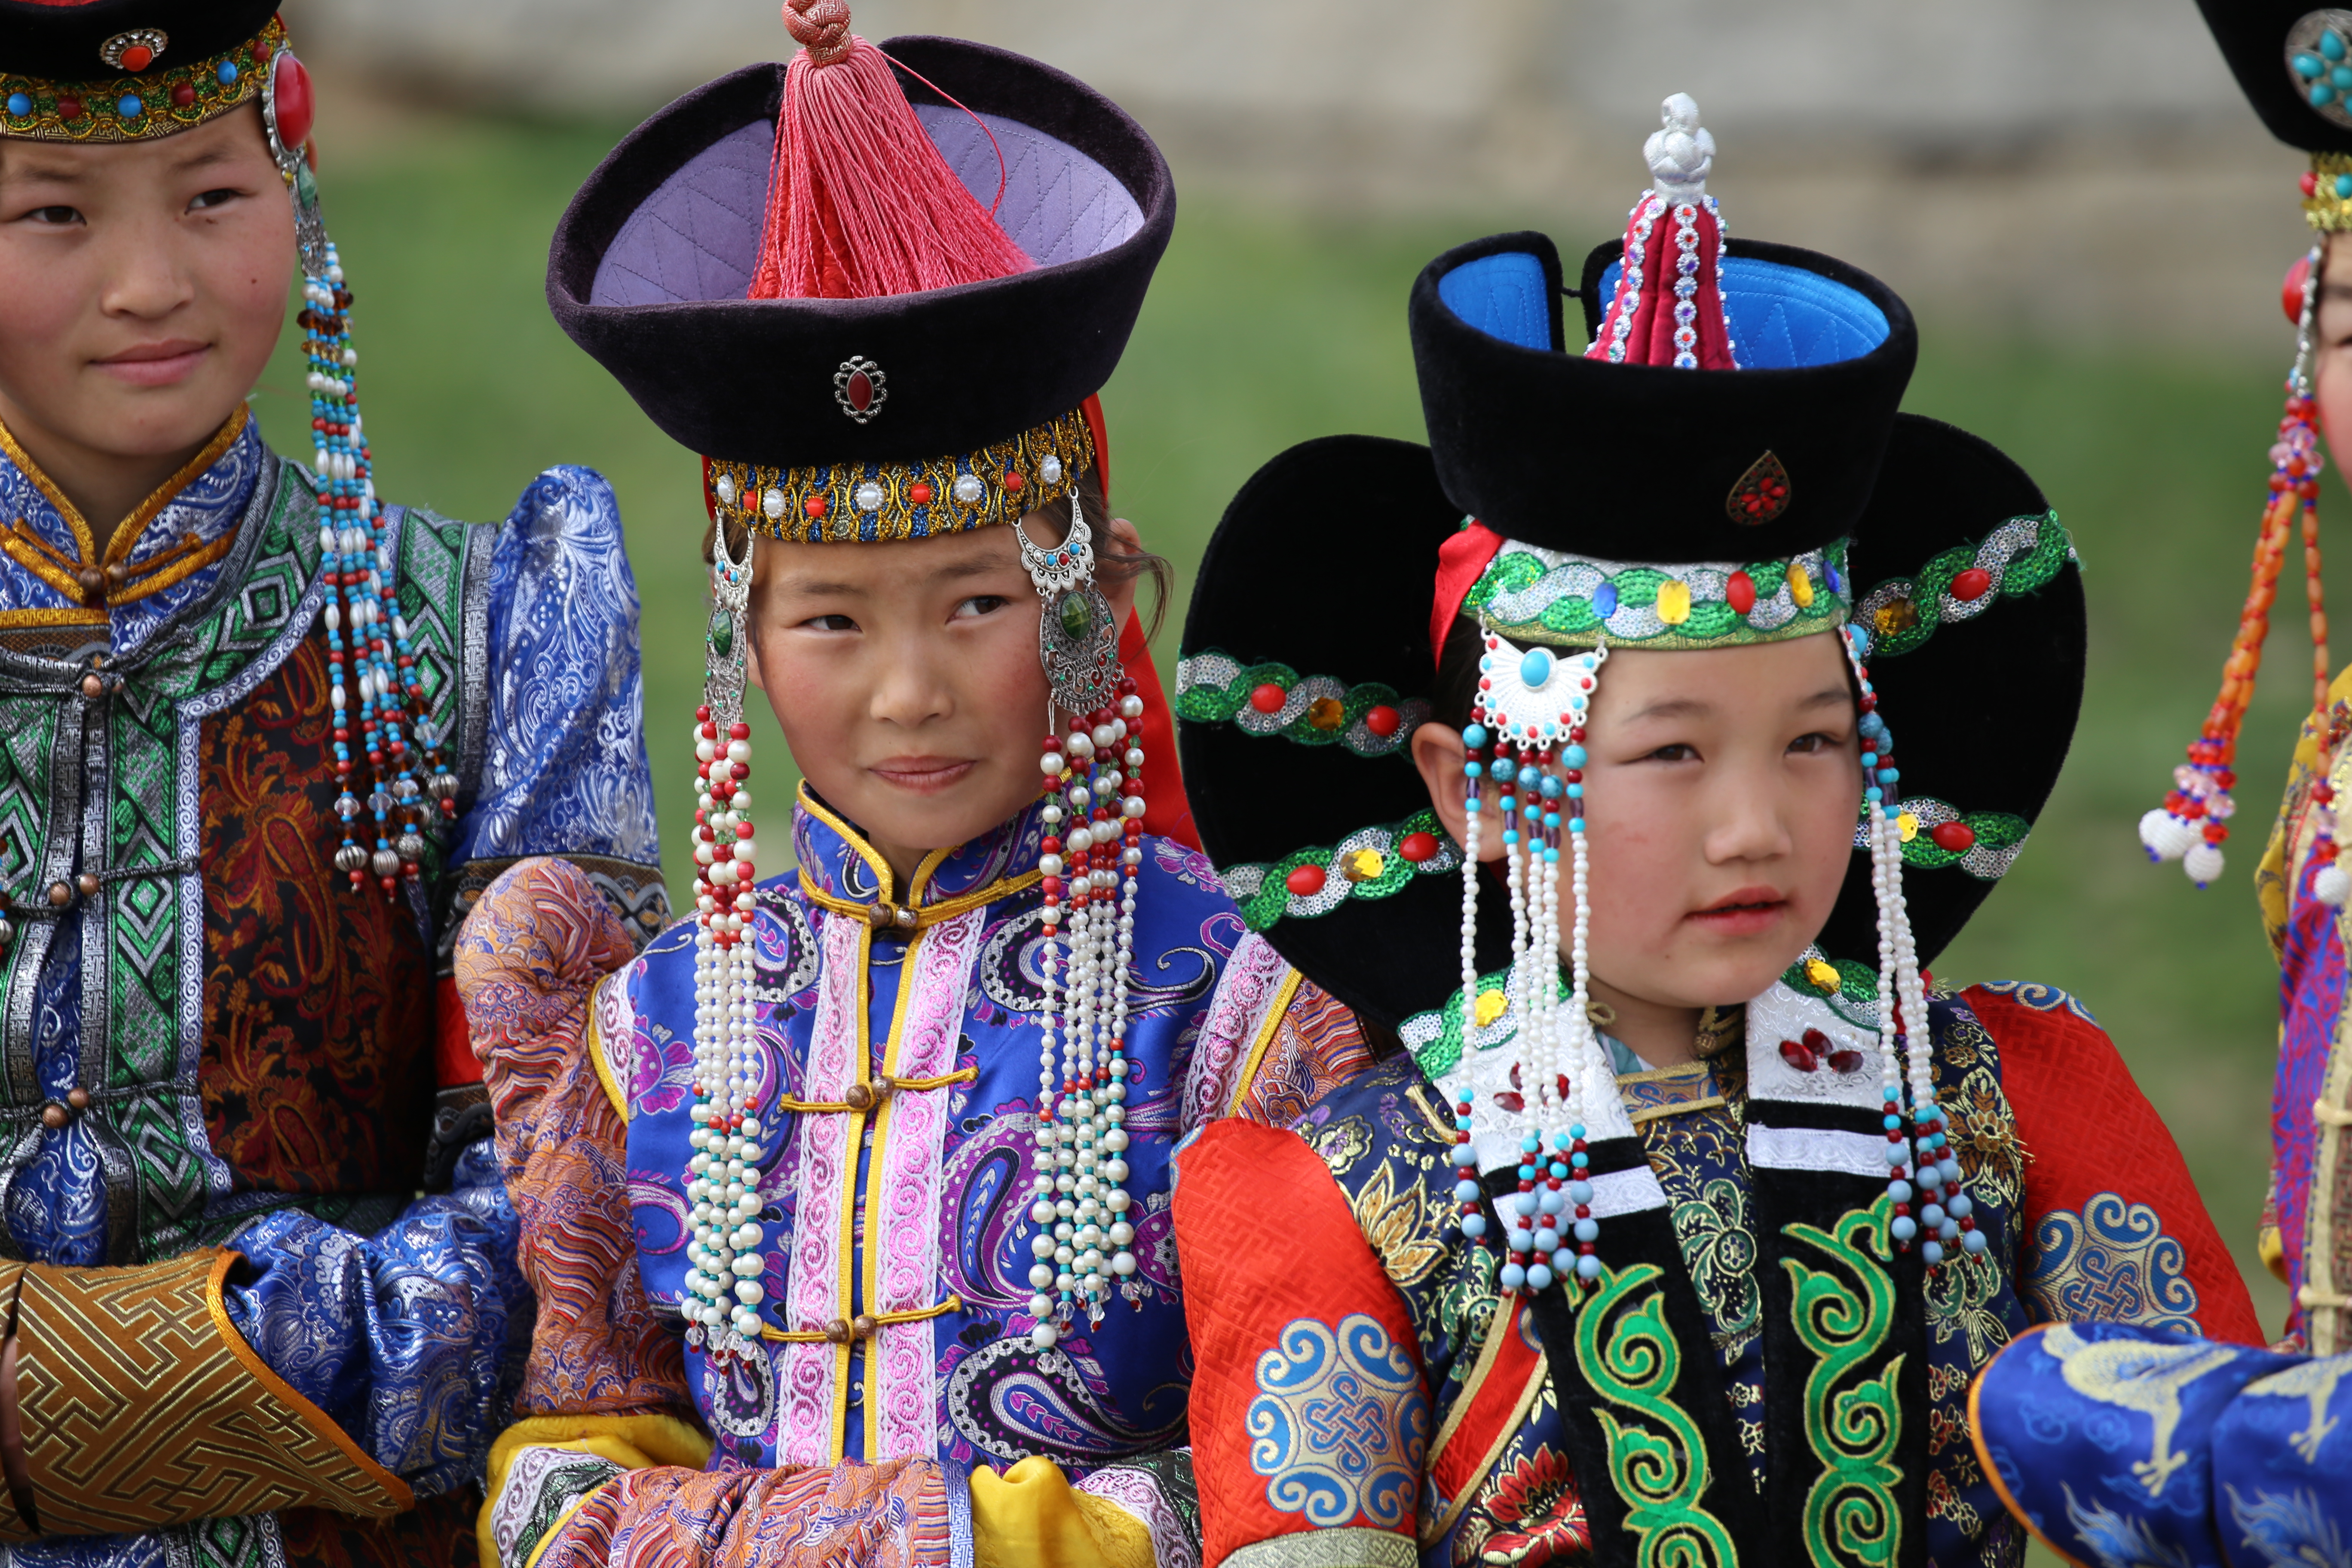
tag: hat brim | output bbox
[0,0,276,82]
[1176,416,2084,1029]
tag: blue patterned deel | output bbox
[1971,1321,2352,1568]
[620,791,1239,1473]
[0,407,659,1568]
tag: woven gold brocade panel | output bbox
[15,1249,410,1537]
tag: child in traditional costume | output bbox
[0,2,663,1564]
[1972,4,2352,1558]
[456,8,1365,1566]
[1168,98,2260,1568]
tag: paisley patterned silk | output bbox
[0,412,664,1568]
[469,795,1371,1568]
[1178,976,2257,1568]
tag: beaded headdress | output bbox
[1180,99,2085,1307]
[0,1,459,898]
[548,2,1177,1360]
[2140,2,2352,893]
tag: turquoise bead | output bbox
[1520,647,1553,689]
[2335,65,2352,89]
[2325,29,2346,59]
[1463,723,1489,748]
[2299,51,2327,77]
[2314,83,2337,106]
[218,60,239,84]
[4,93,26,116]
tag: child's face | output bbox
[746,512,1143,879]
[1415,631,1862,1011]
[0,104,292,478]
[2318,235,2352,460]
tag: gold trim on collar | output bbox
[0,407,248,607]
[794,781,1043,927]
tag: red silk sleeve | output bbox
[1174,1119,1429,1567]
[1965,985,2264,1347]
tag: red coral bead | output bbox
[1285,864,1327,897]
[803,495,827,518]
[1928,820,1976,853]
[908,481,933,505]
[1398,831,1439,864]
[1248,683,1286,714]
[1950,566,1992,603]
[1726,570,1756,616]
[1364,704,1401,737]
[1003,472,1024,494]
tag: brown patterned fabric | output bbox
[14,1248,410,1536]
[279,1489,479,1568]
[198,635,438,1199]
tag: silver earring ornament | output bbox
[1023,493,1123,718]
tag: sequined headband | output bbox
[1463,533,1853,652]
[1,15,280,144]
[702,406,1094,544]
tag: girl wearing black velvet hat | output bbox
[1168,97,2257,1568]
[451,6,1376,1567]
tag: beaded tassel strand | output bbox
[683,526,767,1355]
[1842,625,1981,1271]
[2142,238,2332,890]
[306,244,458,900]
[1025,678,1148,1352]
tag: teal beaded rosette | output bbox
[1465,536,1852,650]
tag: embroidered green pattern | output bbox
[1782,1197,1904,1568]
[1573,1262,1735,1568]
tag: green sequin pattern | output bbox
[1464,538,1851,651]
[1853,511,2074,660]
[1217,808,1459,931]
[1173,650,1427,758]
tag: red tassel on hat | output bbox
[750,0,1031,301]
[1586,94,1738,370]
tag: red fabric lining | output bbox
[1964,985,2264,1347]
[436,974,481,1089]
[1430,522,1505,666]
[1174,1120,1424,1566]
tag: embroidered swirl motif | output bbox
[1781,1197,1903,1568]
[1572,1263,1735,1567]
[1246,1314,1427,1529]
[2025,1193,2201,1334]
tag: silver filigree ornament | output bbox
[834,356,886,423]
[705,522,754,738]
[2287,10,2352,132]
[98,29,166,71]
[1022,494,1121,716]
[259,50,328,276]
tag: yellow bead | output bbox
[1657,579,1692,625]
[1307,696,1346,732]
[1804,958,1840,992]
[1789,564,1815,609]
[1897,811,1919,842]
[1473,989,1508,1027]
[1341,847,1385,882]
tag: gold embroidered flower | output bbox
[1353,1161,1449,1287]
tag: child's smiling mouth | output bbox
[868,756,976,795]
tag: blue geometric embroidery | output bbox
[2025,1192,2199,1334]
[1246,1313,1428,1529]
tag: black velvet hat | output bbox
[547,34,1173,542]
[1176,247,2083,1031]
[0,0,274,81]
[2197,0,2352,156]
[0,0,285,143]
[1409,230,1916,565]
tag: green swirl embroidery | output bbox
[1782,1197,1904,1568]
[1574,1263,1735,1568]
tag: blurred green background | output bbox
[270,113,2304,1341]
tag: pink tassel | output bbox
[750,0,1030,302]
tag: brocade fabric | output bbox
[0,408,663,1568]
[464,798,1372,1568]
[1176,978,2258,1568]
